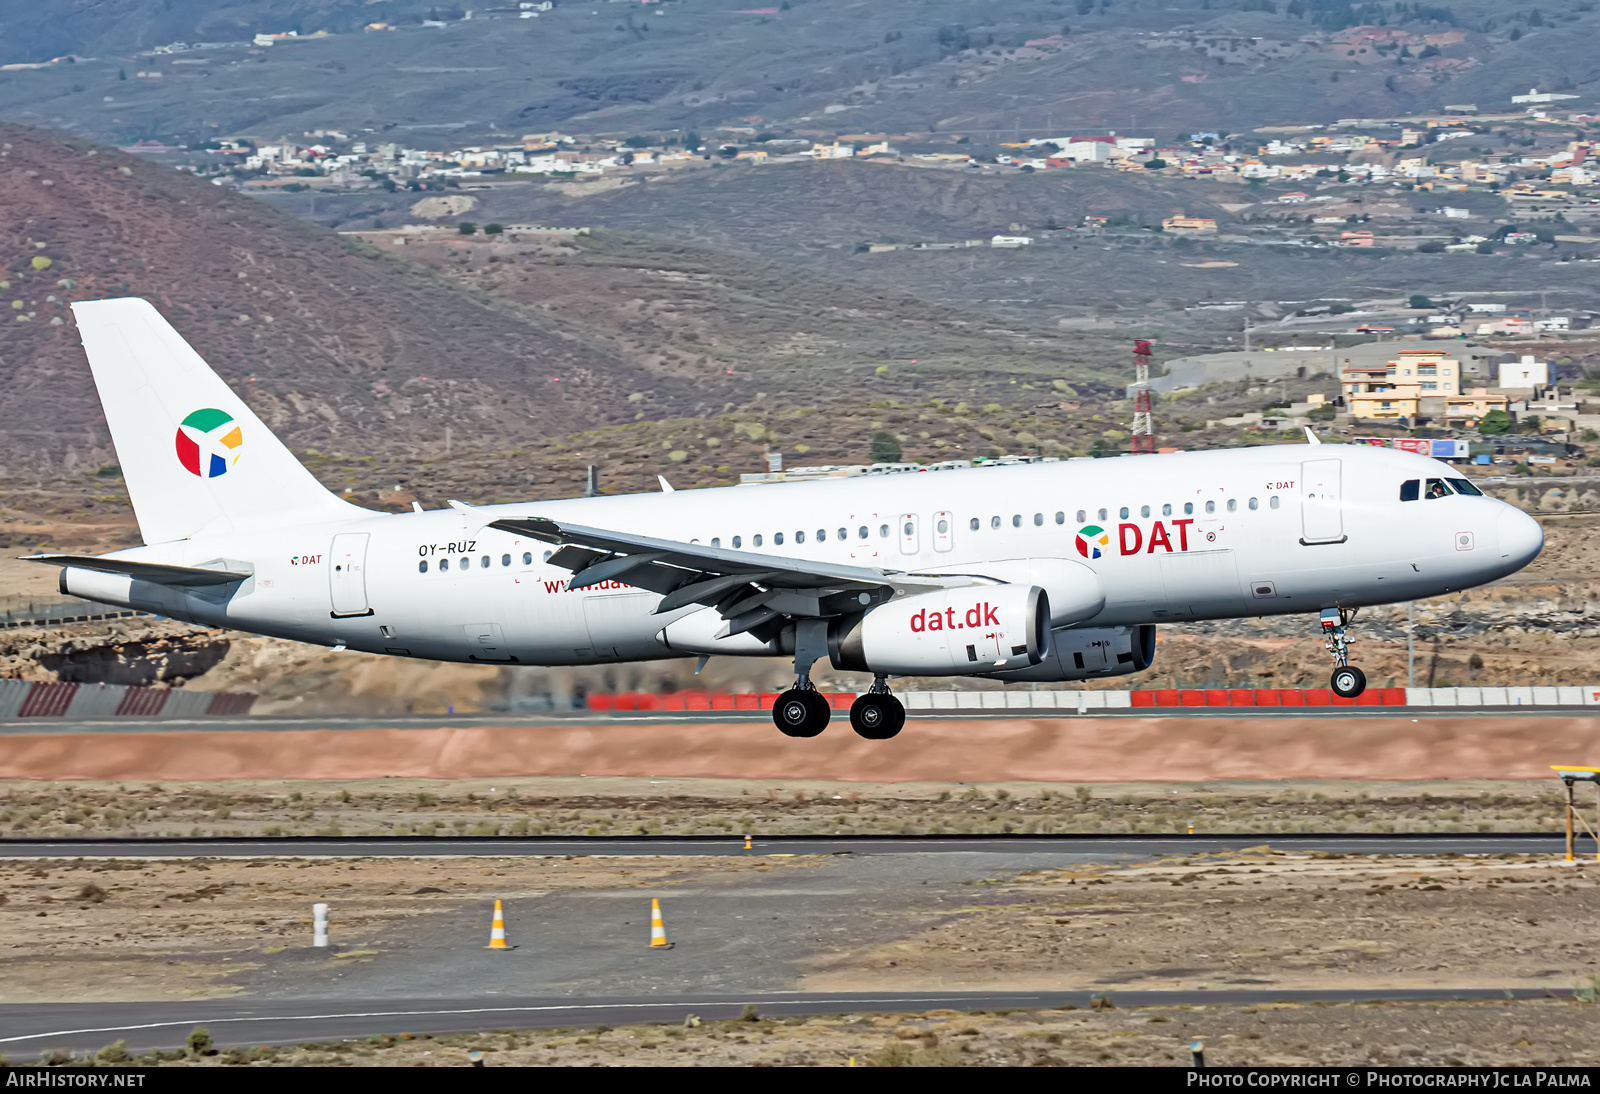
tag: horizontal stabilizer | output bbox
[22,554,252,587]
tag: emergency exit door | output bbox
[1300,459,1346,545]
[328,533,372,617]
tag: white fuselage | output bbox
[61,444,1542,673]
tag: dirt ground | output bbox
[5,713,1597,785]
[8,850,1600,1066]
[0,853,825,1003]
[798,849,1600,994]
[0,777,1582,838]
[72,998,1600,1067]
[4,850,1599,1005]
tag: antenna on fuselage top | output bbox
[1304,427,1321,445]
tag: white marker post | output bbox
[313,902,329,948]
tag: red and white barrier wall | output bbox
[587,685,1600,713]
[0,679,256,719]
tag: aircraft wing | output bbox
[489,516,980,638]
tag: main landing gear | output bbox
[850,676,905,740]
[1320,607,1368,699]
[772,622,905,739]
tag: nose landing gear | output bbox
[1321,607,1367,698]
[850,675,905,740]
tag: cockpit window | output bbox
[1447,478,1484,496]
[1399,479,1420,502]
[1424,478,1452,500]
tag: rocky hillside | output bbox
[0,122,686,481]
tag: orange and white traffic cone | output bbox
[487,899,508,950]
[649,897,673,949]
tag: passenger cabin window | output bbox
[1055,512,1065,525]
[753,534,764,547]
[1012,514,1022,528]
[460,557,469,570]
[837,527,847,540]
[991,516,1001,529]
[879,524,890,538]
[501,554,511,567]
[1400,479,1421,502]
[481,555,491,568]
[970,517,981,531]
[858,526,868,539]
[774,532,784,545]
[1162,504,1172,516]
[1184,502,1194,515]
[543,550,553,561]
[1226,499,1237,513]
[733,536,743,548]
[1098,509,1108,521]
[1140,505,1150,518]
[938,518,950,534]
[1248,498,1259,511]
[1448,478,1483,496]
[523,552,533,565]
[1424,478,1451,500]
[439,558,450,572]
[419,560,428,573]
[1076,510,1086,523]
[1119,507,1129,520]
[1269,496,1280,510]
[1033,513,1043,527]
[711,538,721,548]
[816,529,826,541]
[1204,501,1216,514]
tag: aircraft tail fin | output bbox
[71,297,366,545]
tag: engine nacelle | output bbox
[984,624,1156,683]
[829,585,1050,676]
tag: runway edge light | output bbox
[488,898,509,950]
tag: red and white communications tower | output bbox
[1130,338,1155,454]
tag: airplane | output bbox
[29,298,1545,739]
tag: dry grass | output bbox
[0,777,1574,839]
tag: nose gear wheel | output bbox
[1320,607,1366,698]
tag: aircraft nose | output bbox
[1497,505,1544,569]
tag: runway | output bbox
[0,988,1576,1055]
[0,832,1578,858]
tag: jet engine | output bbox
[983,624,1156,683]
[828,584,1050,676]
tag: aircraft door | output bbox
[1300,459,1346,545]
[932,510,954,552]
[898,513,919,555]
[328,533,372,617]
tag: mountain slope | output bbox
[0,122,681,479]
